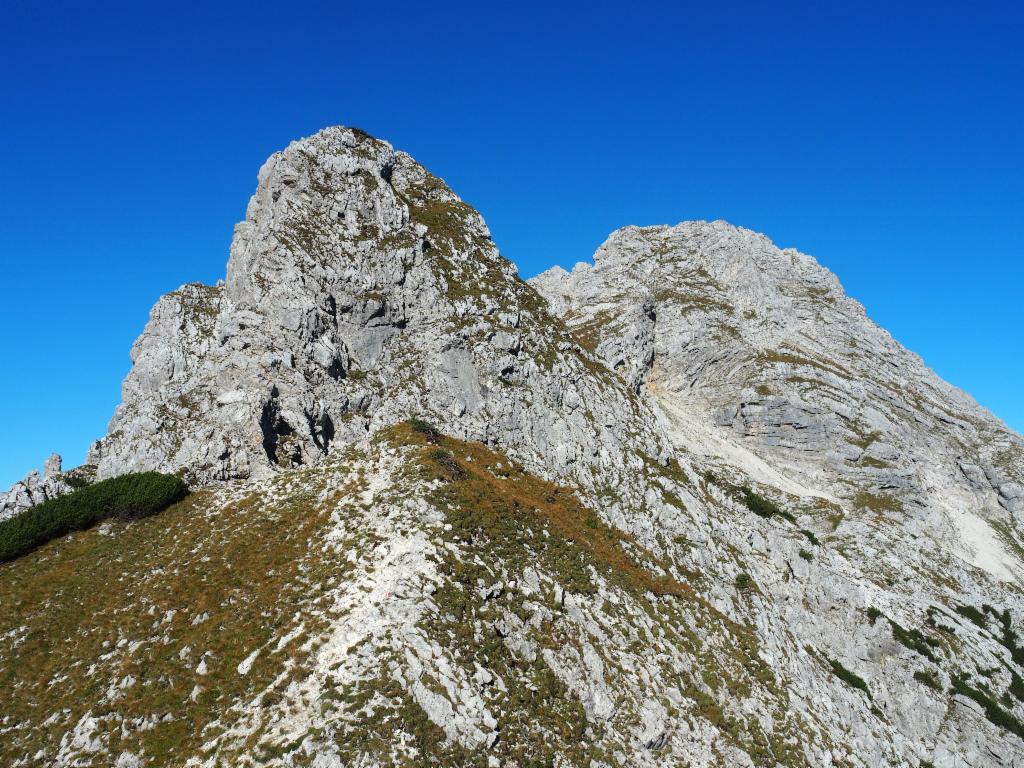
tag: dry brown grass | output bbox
[393,421,689,600]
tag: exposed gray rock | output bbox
[44,453,62,479]
[87,127,669,508]
[0,455,86,521]
[531,221,1024,582]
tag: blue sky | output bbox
[1,1,1021,487]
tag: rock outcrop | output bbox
[0,454,94,520]
[3,128,1023,768]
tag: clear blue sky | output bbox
[1,1,1021,486]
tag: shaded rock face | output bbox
[89,127,667,491]
[531,222,1024,580]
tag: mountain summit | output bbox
[87,127,666,497]
[2,127,1023,768]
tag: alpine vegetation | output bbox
[0,471,187,562]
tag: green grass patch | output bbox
[856,456,892,469]
[397,421,690,600]
[852,491,903,515]
[0,465,362,766]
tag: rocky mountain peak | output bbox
[5,127,1024,767]
[531,218,1024,581]
[87,127,669,508]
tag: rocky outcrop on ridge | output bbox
[0,454,94,521]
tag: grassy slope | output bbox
[0,424,819,767]
[0,465,361,765]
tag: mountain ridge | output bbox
[1,126,1023,767]
[536,218,1001,423]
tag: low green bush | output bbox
[428,448,466,480]
[408,418,442,443]
[993,607,1024,667]
[735,572,754,590]
[827,656,872,699]
[889,619,939,663]
[740,486,780,517]
[1011,671,1024,703]
[739,486,796,523]
[955,604,987,628]
[914,669,942,691]
[950,674,1024,739]
[0,472,188,562]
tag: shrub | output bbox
[798,548,813,561]
[428,449,466,480]
[0,472,188,562]
[926,606,957,635]
[889,619,939,663]
[63,472,94,490]
[740,486,780,518]
[827,656,872,699]
[800,528,820,545]
[735,572,754,590]
[955,604,987,629]
[739,486,796,523]
[914,669,942,691]
[992,607,1024,667]
[1011,671,1024,703]
[408,418,442,443]
[950,674,1024,740]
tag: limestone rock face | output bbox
[44,453,62,479]
[0,469,53,521]
[531,221,1024,580]
[0,454,94,520]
